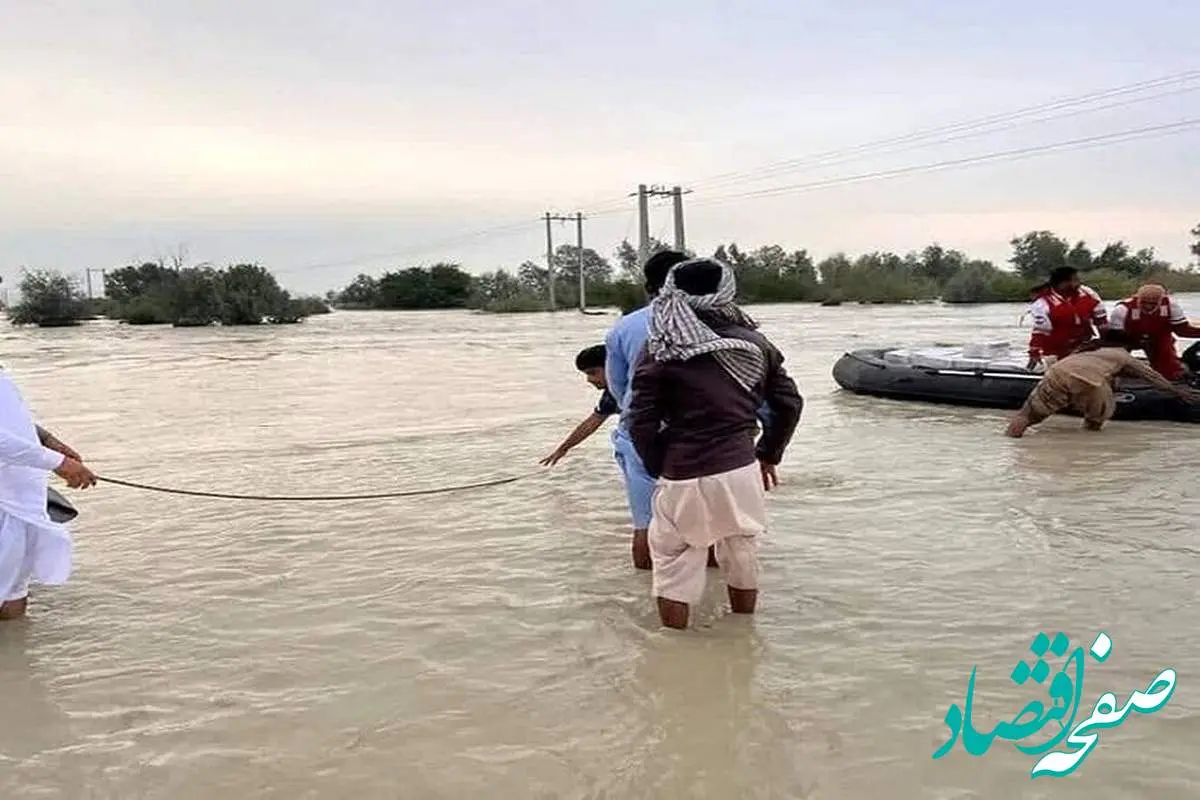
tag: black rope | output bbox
[95,470,542,502]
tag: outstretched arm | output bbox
[1120,357,1190,395]
[540,414,607,466]
[1167,298,1200,338]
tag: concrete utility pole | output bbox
[636,184,650,268]
[84,268,107,299]
[574,212,586,311]
[543,212,557,310]
[671,185,691,252]
[631,184,692,267]
[544,211,581,311]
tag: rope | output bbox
[95,470,542,502]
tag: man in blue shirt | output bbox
[605,250,688,570]
[606,251,778,571]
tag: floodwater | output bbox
[2,297,1198,799]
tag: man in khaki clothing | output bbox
[1006,335,1200,437]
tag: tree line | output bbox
[330,225,1200,313]
[7,261,331,328]
[7,224,1200,326]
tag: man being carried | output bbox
[604,250,692,570]
[605,250,776,571]
[627,257,803,630]
[540,344,620,466]
[0,369,97,620]
[1005,333,1200,438]
[1108,283,1200,382]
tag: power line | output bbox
[273,220,538,276]
[689,68,1200,192]
[686,118,1200,208]
[272,69,1200,279]
[692,84,1200,194]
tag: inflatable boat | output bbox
[831,342,1200,423]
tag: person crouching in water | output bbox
[627,257,803,630]
[1005,331,1200,438]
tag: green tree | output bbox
[911,244,967,286]
[1191,223,1200,263]
[1009,231,1070,279]
[371,263,473,310]
[1065,241,1093,272]
[9,269,88,327]
[104,262,180,324]
[337,274,379,308]
[173,266,224,326]
[614,237,676,280]
[217,263,290,325]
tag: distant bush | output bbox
[9,269,89,327]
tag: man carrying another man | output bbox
[627,257,803,629]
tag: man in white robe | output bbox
[0,369,96,620]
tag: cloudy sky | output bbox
[3,0,1198,296]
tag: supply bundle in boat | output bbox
[832,342,1200,422]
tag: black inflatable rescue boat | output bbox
[831,344,1200,423]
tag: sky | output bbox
[2,0,1199,297]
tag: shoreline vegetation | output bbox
[326,226,1200,315]
[8,226,1200,327]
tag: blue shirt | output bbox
[603,306,652,427]
[604,304,774,437]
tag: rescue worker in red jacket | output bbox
[1108,283,1200,381]
[1026,267,1108,370]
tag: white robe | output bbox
[0,370,72,602]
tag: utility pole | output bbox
[84,268,106,299]
[636,184,650,268]
[574,212,586,312]
[544,211,582,311]
[671,185,691,252]
[543,212,557,310]
[630,184,692,267]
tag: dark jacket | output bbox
[627,319,803,480]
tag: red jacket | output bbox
[1027,286,1107,359]
[1109,294,1200,343]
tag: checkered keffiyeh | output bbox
[646,257,767,393]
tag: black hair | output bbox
[643,250,689,295]
[673,258,722,296]
[575,344,606,371]
[1030,266,1080,295]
